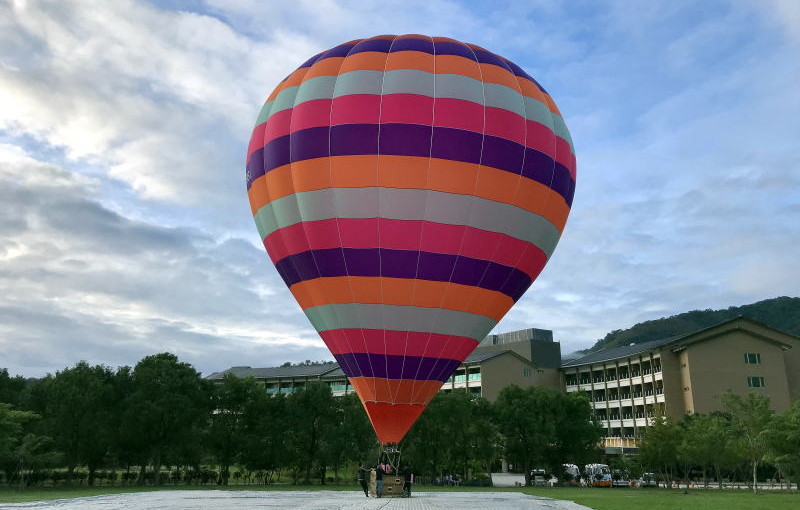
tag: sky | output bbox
[1,0,798,378]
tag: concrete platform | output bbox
[0,490,594,510]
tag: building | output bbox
[208,317,800,454]
[562,316,800,454]
[207,328,561,400]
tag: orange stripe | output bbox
[247,155,570,230]
[289,277,514,321]
[433,55,482,81]
[351,377,442,404]
[267,67,309,101]
[303,56,345,80]
[265,52,561,115]
[339,52,387,73]
[479,62,521,90]
[385,50,435,72]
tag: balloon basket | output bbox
[379,443,402,474]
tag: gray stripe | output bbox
[381,69,435,97]
[257,70,574,155]
[254,187,561,257]
[305,303,497,340]
[255,100,274,127]
[523,97,556,131]
[294,75,338,104]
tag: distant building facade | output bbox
[208,318,800,454]
[207,327,562,400]
[562,317,800,453]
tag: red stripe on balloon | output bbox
[320,328,478,360]
[249,95,566,164]
[263,218,548,280]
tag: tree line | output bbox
[0,354,603,488]
[588,296,800,353]
[637,392,800,492]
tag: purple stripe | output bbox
[389,37,434,53]
[246,124,574,206]
[334,352,461,382]
[337,37,545,90]
[290,38,545,89]
[276,248,532,302]
[350,38,394,53]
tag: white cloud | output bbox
[0,145,327,376]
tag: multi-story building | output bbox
[207,327,562,399]
[208,317,800,454]
[562,316,800,454]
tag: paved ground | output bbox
[0,490,594,510]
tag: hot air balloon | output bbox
[245,35,576,446]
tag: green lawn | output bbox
[523,487,799,510]
[0,484,797,508]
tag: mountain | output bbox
[586,296,800,353]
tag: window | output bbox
[523,368,532,377]
[747,376,765,388]
[744,353,761,364]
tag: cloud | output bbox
[1,0,798,375]
[0,145,328,376]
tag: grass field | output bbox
[0,484,797,508]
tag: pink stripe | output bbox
[555,137,576,179]
[247,123,266,164]
[289,98,333,133]
[485,106,525,145]
[253,94,564,158]
[264,218,548,280]
[321,329,478,360]
[332,94,383,125]
[431,97,483,132]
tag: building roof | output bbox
[561,336,680,368]
[463,350,511,364]
[206,362,340,380]
[207,349,529,381]
[561,316,798,368]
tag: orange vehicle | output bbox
[584,464,613,487]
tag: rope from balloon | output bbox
[378,443,402,475]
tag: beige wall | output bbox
[659,348,687,421]
[782,342,800,402]
[535,367,563,392]
[682,329,792,413]
[480,354,536,401]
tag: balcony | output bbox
[603,437,640,449]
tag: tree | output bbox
[0,404,39,484]
[765,400,800,490]
[29,362,117,485]
[283,382,337,484]
[494,385,559,485]
[404,391,482,480]
[0,369,26,408]
[678,413,739,487]
[721,391,774,493]
[239,392,289,484]
[544,391,604,474]
[325,393,374,482]
[206,374,264,485]
[122,353,210,485]
[638,415,680,485]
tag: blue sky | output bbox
[1,0,798,377]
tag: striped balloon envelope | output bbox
[246,35,576,445]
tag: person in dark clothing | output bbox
[403,466,414,497]
[357,462,369,497]
[375,462,384,497]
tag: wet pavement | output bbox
[0,490,594,510]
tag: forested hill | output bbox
[586,296,800,353]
